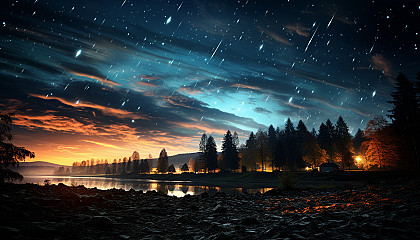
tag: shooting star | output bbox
[164,16,172,25]
[209,39,223,62]
[304,25,319,53]
[326,11,336,29]
[120,0,127,8]
[177,1,184,11]
[368,43,375,54]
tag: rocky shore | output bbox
[0,176,419,240]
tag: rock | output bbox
[264,189,279,196]
[200,192,209,199]
[210,232,231,240]
[84,216,114,229]
[176,215,190,223]
[140,207,165,215]
[240,216,260,225]
[213,192,226,198]
[190,204,199,211]
[212,204,227,213]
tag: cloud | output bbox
[162,95,206,111]
[137,81,158,87]
[137,74,161,80]
[371,54,393,80]
[178,86,203,95]
[61,62,120,87]
[254,107,272,114]
[30,94,150,120]
[169,120,227,136]
[231,83,262,91]
[82,140,124,150]
[310,98,370,117]
[13,113,96,134]
[285,23,310,37]
[279,99,307,110]
[68,70,121,86]
[334,14,354,25]
[289,69,352,91]
[258,27,291,45]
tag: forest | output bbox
[66,72,419,175]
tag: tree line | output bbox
[189,72,419,172]
[2,72,418,181]
[70,72,419,174]
[71,151,152,175]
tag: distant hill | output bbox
[10,161,70,176]
[147,152,200,168]
[168,152,200,168]
[18,161,70,168]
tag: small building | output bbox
[318,162,340,172]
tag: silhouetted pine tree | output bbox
[181,163,189,172]
[387,73,419,167]
[167,164,176,173]
[267,125,278,171]
[255,129,269,171]
[311,128,317,138]
[126,157,132,173]
[275,127,286,169]
[198,133,208,172]
[334,116,354,169]
[317,120,335,162]
[283,118,302,170]
[132,160,140,174]
[242,132,257,171]
[157,149,169,173]
[221,130,240,171]
[205,135,218,172]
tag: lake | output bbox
[19,176,272,197]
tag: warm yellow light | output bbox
[356,156,362,162]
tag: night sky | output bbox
[1,0,419,165]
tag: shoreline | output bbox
[55,170,419,189]
[1,172,419,239]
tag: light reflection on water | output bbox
[20,176,272,197]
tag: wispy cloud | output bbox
[258,27,291,45]
[285,23,310,37]
[30,94,150,120]
[169,120,227,136]
[231,83,262,91]
[13,113,96,134]
[311,98,370,117]
[371,54,393,80]
[137,81,158,87]
[137,74,161,80]
[162,95,204,111]
[254,107,272,114]
[82,140,124,149]
[67,70,121,86]
[178,86,203,95]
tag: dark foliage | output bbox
[0,114,35,182]
[157,149,169,173]
[221,130,240,171]
[387,73,419,167]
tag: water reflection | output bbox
[19,176,272,197]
